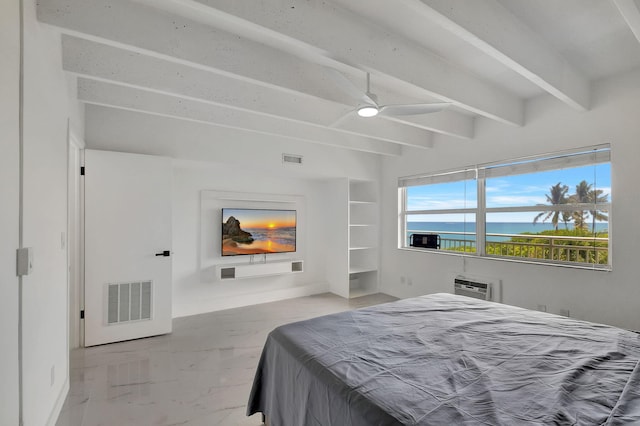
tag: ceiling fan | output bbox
[328,69,451,124]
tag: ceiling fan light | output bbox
[357,105,379,117]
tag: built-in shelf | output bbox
[349,266,377,274]
[347,179,379,298]
[217,260,303,280]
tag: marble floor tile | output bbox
[56,292,397,426]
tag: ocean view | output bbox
[407,222,608,242]
[221,209,296,255]
[243,227,296,247]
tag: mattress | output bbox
[247,293,640,425]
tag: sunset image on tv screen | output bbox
[221,209,296,256]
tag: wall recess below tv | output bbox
[217,260,303,280]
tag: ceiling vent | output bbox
[282,153,303,165]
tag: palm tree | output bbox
[588,188,609,232]
[561,211,572,230]
[569,180,592,230]
[533,182,569,230]
[568,181,609,232]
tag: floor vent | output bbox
[107,281,152,324]
[282,153,303,165]
[454,276,495,301]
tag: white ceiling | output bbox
[37,0,640,157]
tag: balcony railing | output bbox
[407,230,609,265]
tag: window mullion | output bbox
[486,203,611,214]
[406,208,478,215]
[476,176,486,256]
[399,187,407,248]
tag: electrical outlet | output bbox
[537,304,547,312]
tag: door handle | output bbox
[155,250,171,257]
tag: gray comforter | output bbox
[247,293,640,425]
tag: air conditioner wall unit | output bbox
[454,275,501,302]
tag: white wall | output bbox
[0,1,21,424]
[380,68,640,331]
[173,146,380,317]
[18,0,84,424]
[172,157,378,317]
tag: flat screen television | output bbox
[221,208,297,256]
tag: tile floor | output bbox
[56,292,397,426]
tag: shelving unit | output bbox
[347,179,379,298]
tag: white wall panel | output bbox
[171,162,374,317]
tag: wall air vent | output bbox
[107,281,152,324]
[282,153,303,165]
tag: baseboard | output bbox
[173,281,330,318]
[46,376,69,426]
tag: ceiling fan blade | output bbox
[326,68,377,106]
[329,109,356,128]
[379,102,451,116]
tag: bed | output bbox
[247,293,640,425]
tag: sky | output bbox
[222,209,296,229]
[407,164,611,223]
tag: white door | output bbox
[84,150,172,347]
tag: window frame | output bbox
[399,145,612,270]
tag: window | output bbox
[399,145,611,269]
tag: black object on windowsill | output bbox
[410,233,440,249]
